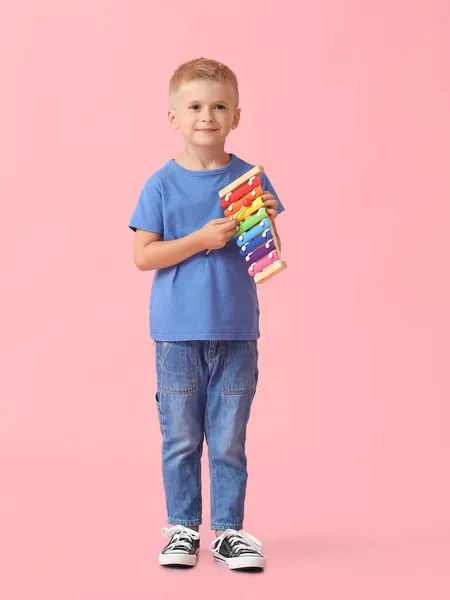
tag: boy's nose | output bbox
[202,110,214,122]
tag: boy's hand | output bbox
[198,217,238,251]
[261,192,279,220]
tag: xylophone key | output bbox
[235,208,268,237]
[236,218,270,248]
[239,228,272,256]
[235,197,264,223]
[224,187,261,217]
[245,239,275,263]
[220,176,262,209]
[248,250,279,277]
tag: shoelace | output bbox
[208,529,263,555]
[161,526,200,552]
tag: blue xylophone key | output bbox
[236,218,269,248]
[239,227,272,256]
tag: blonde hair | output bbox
[169,57,239,107]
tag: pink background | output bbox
[1,0,450,598]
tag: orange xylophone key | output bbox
[223,186,263,217]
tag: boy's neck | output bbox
[175,145,231,171]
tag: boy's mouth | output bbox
[197,129,219,133]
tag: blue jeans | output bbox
[155,340,259,531]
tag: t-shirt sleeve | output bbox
[260,172,285,216]
[128,176,164,234]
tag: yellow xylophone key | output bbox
[234,196,265,223]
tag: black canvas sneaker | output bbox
[159,526,200,567]
[209,529,266,570]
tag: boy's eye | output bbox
[188,104,226,111]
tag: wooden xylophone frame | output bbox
[219,166,287,284]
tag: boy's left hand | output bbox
[261,193,279,220]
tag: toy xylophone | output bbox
[219,165,287,284]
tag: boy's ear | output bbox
[168,109,179,130]
[231,108,241,130]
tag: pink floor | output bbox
[3,450,449,600]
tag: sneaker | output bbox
[159,526,200,567]
[209,529,266,570]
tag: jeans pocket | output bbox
[156,341,199,394]
[222,341,258,395]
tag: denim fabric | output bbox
[155,340,258,530]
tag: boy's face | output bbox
[168,80,240,147]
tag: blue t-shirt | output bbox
[129,153,285,341]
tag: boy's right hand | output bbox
[197,217,238,251]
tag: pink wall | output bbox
[1,1,449,598]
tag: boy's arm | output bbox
[133,217,237,271]
[133,230,205,271]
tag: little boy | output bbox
[129,58,285,570]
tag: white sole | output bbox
[159,552,198,566]
[213,553,266,570]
